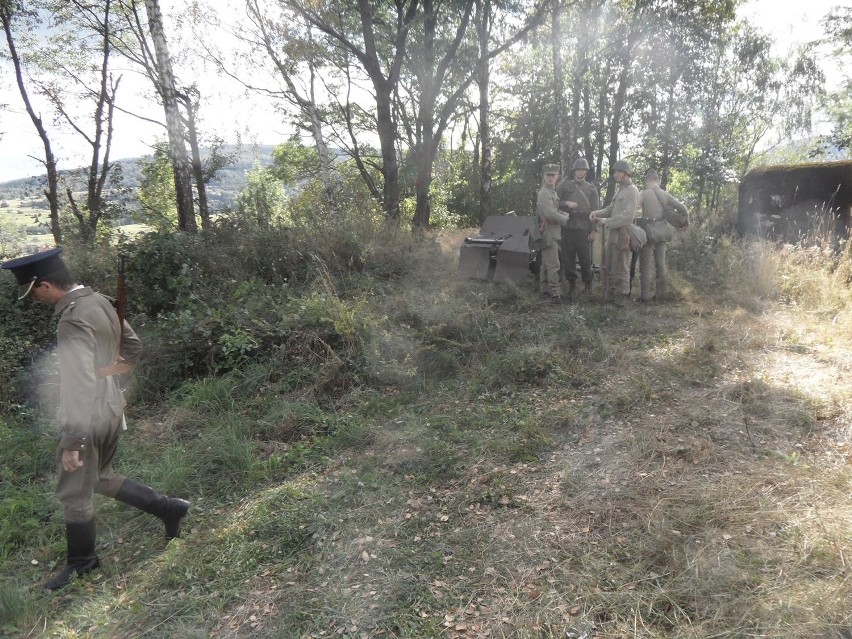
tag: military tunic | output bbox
[556,178,600,284]
[536,184,570,297]
[593,179,639,302]
[53,287,142,523]
[638,187,687,301]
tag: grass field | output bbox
[0,229,850,638]
[0,200,150,255]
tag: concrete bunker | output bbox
[737,160,852,247]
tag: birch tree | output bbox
[140,0,196,232]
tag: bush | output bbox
[0,211,434,406]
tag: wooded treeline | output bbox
[1,0,848,241]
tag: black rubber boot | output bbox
[566,280,576,304]
[583,281,592,294]
[115,480,190,540]
[44,520,100,591]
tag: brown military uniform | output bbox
[536,183,570,297]
[2,248,190,590]
[638,187,688,301]
[557,177,600,285]
[53,287,142,522]
[594,179,639,303]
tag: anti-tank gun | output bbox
[458,214,540,284]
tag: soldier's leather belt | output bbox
[96,361,132,378]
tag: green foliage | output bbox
[819,7,852,153]
[0,278,56,411]
[269,141,321,187]
[0,219,24,259]
[236,163,287,226]
[136,142,178,232]
[0,415,57,561]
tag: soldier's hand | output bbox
[588,231,598,241]
[61,449,84,472]
[565,201,578,209]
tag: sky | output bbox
[0,0,845,183]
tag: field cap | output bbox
[543,163,560,175]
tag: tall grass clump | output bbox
[670,217,852,316]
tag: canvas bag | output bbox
[645,188,685,243]
[626,223,647,250]
[645,188,674,243]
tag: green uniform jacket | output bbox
[639,186,687,222]
[593,179,639,245]
[556,178,600,231]
[536,185,569,247]
[53,287,142,451]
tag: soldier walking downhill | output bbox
[536,164,571,303]
[1,248,190,591]
[556,158,600,303]
[637,169,688,302]
[590,160,639,308]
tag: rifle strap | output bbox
[650,188,670,221]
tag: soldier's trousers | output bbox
[639,240,667,301]
[603,243,630,301]
[539,243,561,297]
[55,415,127,523]
[561,229,593,283]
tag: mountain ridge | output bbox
[0,144,279,208]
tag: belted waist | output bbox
[96,361,132,378]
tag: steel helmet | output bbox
[572,158,590,171]
[612,160,632,176]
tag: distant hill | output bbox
[0,144,278,210]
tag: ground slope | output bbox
[2,240,851,639]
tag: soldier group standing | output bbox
[536,159,687,308]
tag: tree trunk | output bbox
[375,88,402,221]
[307,35,337,216]
[568,5,592,165]
[604,37,635,203]
[411,0,474,228]
[413,0,437,228]
[179,95,210,229]
[1,8,62,244]
[582,82,594,172]
[355,0,413,222]
[659,85,676,190]
[144,0,196,232]
[551,0,569,171]
[477,0,491,224]
[82,0,118,241]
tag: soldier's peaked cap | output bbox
[1,247,66,300]
[543,163,560,174]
